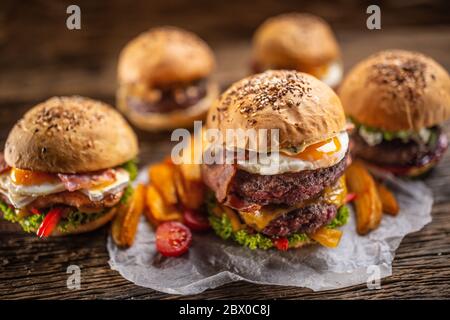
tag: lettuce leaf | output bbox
[327,205,349,229]
[121,159,138,181]
[0,199,107,234]
[120,185,134,205]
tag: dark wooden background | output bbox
[1,0,450,299]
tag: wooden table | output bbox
[1,0,449,299]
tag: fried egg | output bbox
[80,169,130,202]
[236,131,349,175]
[0,168,130,208]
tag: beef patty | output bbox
[226,153,348,207]
[127,78,208,114]
[261,202,337,237]
[352,127,448,168]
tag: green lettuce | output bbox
[234,229,274,250]
[57,210,107,233]
[121,159,138,181]
[120,185,134,205]
[0,199,107,234]
[327,205,349,229]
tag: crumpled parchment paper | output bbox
[107,167,433,295]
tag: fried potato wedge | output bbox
[173,166,204,210]
[310,227,342,248]
[376,182,400,216]
[112,184,145,247]
[346,161,382,235]
[148,163,178,205]
[179,163,202,183]
[146,184,182,223]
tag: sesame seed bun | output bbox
[252,13,340,72]
[4,96,138,173]
[118,26,215,87]
[339,50,450,131]
[206,70,346,152]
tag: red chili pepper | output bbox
[30,207,41,215]
[344,193,357,203]
[36,208,63,238]
[273,237,289,251]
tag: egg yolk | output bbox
[10,168,59,186]
[291,136,341,161]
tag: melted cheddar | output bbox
[239,176,347,231]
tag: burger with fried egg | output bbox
[0,96,139,237]
[202,70,350,250]
[252,13,343,89]
[339,50,450,177]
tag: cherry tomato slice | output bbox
[273,237,289,251]
[156,222,192,257]
[36,208,63,238]
[183,209,210,232]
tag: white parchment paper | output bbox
[107,167,433,295]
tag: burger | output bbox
[202,70,350,250]
[339,50,450,177]
[0,96,139,237]
[117,26,219,131]
[251,13,342,89]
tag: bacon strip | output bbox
[58,169,116,192]
[201,163,236,203]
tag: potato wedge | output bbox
[376,182,400,216]
[346,161,382,235]
[173,166,205,209]
[179,163,202,183]
[112,184,145,247]
[146,184,182,222]
[148,163,178,205]
[309,227,342,248]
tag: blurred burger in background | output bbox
[202,70,350,251]
[0,96,139,237]
[339,50,450,177]
[251,13,342,89]
[117,26,219,131]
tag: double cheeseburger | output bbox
[252,13,342,88]
[0,96,139,236]
[339,50,450,177]
[117,26,219,131]
[202,70,350,250]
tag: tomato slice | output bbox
[36,208,63,238]
[273,237,289,251]
[183,209,210,232]
[156,222,192,257]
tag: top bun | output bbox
[5,96,138,173]
[206,70,346,152]
[339,50,450,131]
[118,26,215,87]
[252,13,340,69]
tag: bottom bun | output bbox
[117,82,219,131]
[51,207,117,236]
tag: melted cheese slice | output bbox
[239,176,347,231]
